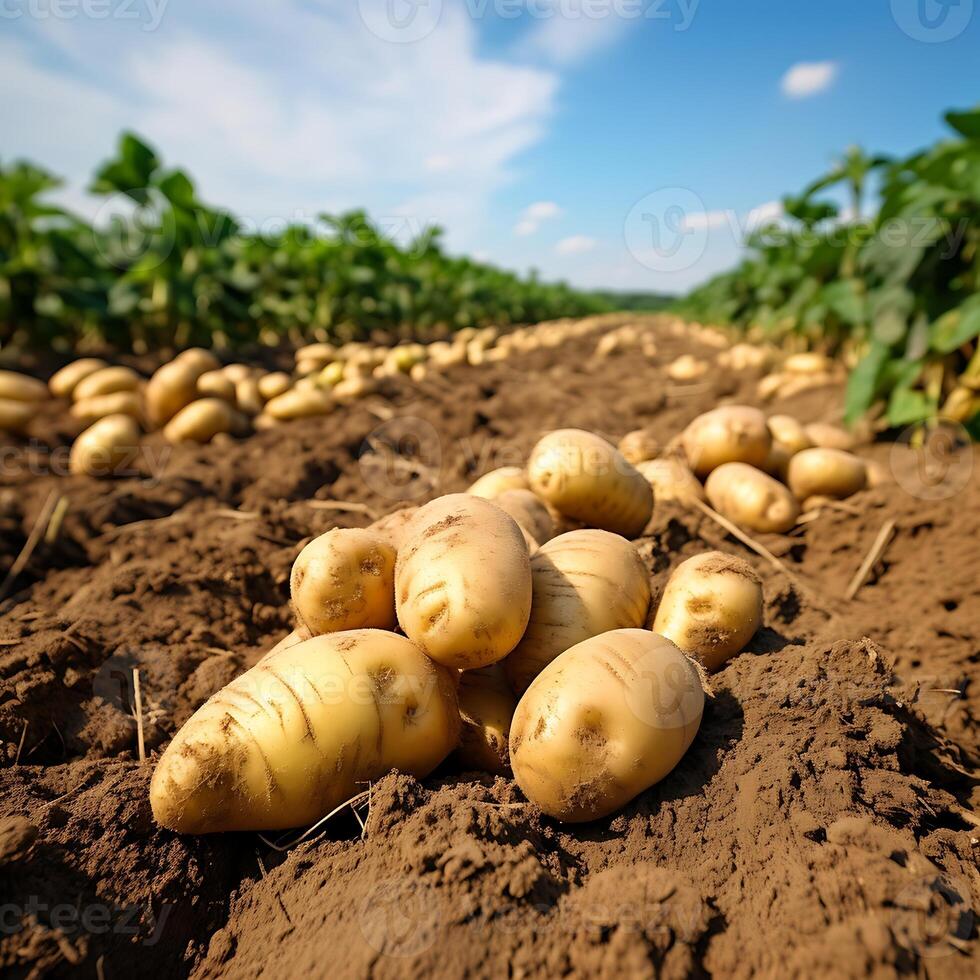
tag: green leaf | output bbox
[845,341,888,424]
[929,295,980,353]
[945,107,980,140]
[887,388,936,427]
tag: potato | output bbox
[527,429,653,538]
[259,627,313,664]
[367,507,419,552]
[865,459,891,488]
[681,406,771,477]
[509,629,704,822]
[653,552,763,671]
[49,358,107,399]
[265,388,332,420]
[0,398,37,433]
[163,398,247,444]
[149,630,461,833]
[457,664,517,775]
[318,362,345,387]
[0,370,47,403]
[69,415,141,477]
[333,377,376,402]
[493,489,556,551]
[296,342,335,362]
[787,448,867,501]
[705,462,800,533]
[290,528,397,635]
[196,370,236,403]
[71,391,144,426]
[468,466,529,499]
[635,458,705,505]
[234,378,265,417]
[176,348,221,375]
[145,360,205,429]
[395,494,532,670]
[804,422,857,452]
[504,529,651,694]
[784,352,832,375]
[221,363,253,384]
[667,355,707,381]
[767,415,812,456]
[73,366,142,402]
[618,429,660,465]
[257,372,292,401]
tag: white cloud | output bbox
[680,210,730,231]
[513,199,562,236]
[556,235,597,255]
[780,61,839,99]
[520,12,631,65]
[514,219,540,236]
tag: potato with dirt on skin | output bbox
[653,552,763,671]
[49,359,107,399]
[367,507,419,552]
[509,629,704,823]
[150,630,461,833]
[73,366,142,402]
[681,406,771,478]
[493,489,556,551]
[468,466,529,499]
[163,398,248,444]
[69,414,141,478]
[527,429,653,539]
[705,462,801,534]
[787,448,867,501]
[504,529,651,694]
[618,429,660,466]
[71,391,144,426]
[457,664,517,776]
[290,528,397,635]
[635,458,705,505]
[395,494,532,670]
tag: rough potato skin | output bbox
[493,489,556,551]
[705,462,800,534]
[367,507,419,552]
[395,494,532,670]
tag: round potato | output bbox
[527,429,653,538]
[504,529,651,694]
[653,552,763,671]
[635,458,706,505]
[510,629,704,822]
[468,466,529,499]
[291,528,397,635]
[618,429,660,465]
[71,391,144,426]
[787,448,867,501]
[73,366,142,402]
[258,372,292,401]
[396,494,532,670]
[457,664,517,776]
[49,359,107,399]
[196,370,237,403]
[69,414,141,477]
[0,370,47,403]
[493,489,556,551]
[681,406,771,477]
[705,462,800,534]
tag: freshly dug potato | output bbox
[504,529,651,694]
[468,466,529,499]
[510,629,704,822]
[0,370,47,403]
[787,448,867,501]
[71,391,144,426]
[527,429,653,538]
[667,355,707,381]
[257,372,292,401]
[69,414,141,477]
[291,528,397,635]
[493,489,556,551]
[49,358,107,399]
[784,352,832,375]
[196,370,237,403]
[176,348,221,376]
[333,377,376,402]
[457,664,517,775]
[653,552,763,671]
[259,627,313,664]
[73,366,142,402]
[318,362,345,387]
[0,398,37,433]
[234,378,265,417]
[635,458,705,505]
[163,399,247,444]
[618,429,660,465]
[145,360,205,429]
[767,415,812,456]
[265,388,332,420]
[865,459,891,488]
[221,363,253,384]
[150,630,461,833]
[681,406,771,477]
[804,422,857,452]
[367,507,419,552]
[705,462,800,533]
[395,494,532,670]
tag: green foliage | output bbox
[675,106,980,431]
[0,133,609,352]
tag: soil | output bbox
[1,314,977,978]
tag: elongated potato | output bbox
[291,529,396,635]
[396,494,532,670]
[784,352,832,375]
[259,627,313,664]
[0,398,37,433]
[71,391,143,425]
[0,370,47,403]
[787,448,867,501]
[494,489,556,551]
[653,552,763,671]
[457,664,517,775]
[705,462,800,533]
[635,458,706,505]
[527,429,653,538]
[258,372,292,401]
[804,423,857,452]
[164,398,246,444]
[618,429,660,465]
[767,415,812,455]
[73,366,142,402]
[504,529,651,694]
[510,629,704,822]
[145,360,204,429]
[235,378,265,417]
[150,630,461,833]
[265,388,332,420]
[368,507,419,552]
[468,466,529,499]
[69,414,140,477]
[49,359,107,399]
[681,406,771,477]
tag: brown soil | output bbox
[1,315,977,978]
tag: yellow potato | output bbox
[163,398,247,444]
[787,448,867,501]
[510,629,704,822]
[265,388,332,420]
[804,422,857,452]
[467,466,529,499]
[150,630,461,833]
[767,415,812,455]
[504,529,651,694]
[667,355,708,381]
[71,391,144,426]
[784,352,832,375]
[618,429,660,465]
[290,528,397,635]
[234,378,265,417]
[681,406,772,477]
[176,348,221,376]
[367,507,419,552]
[73,366,142,402]
[635,458,706,505]
[705,462,800,533]
[0,398,37,433]
[457,664,517,775]
[493,489,556,551]
[653,552,763,671]
[69,414,141,477]
[395,494,532,670]
[145,359,206,429]
[257,372,292,401]
[49,358,107,399]
[333,377,376,402]
[221,363,253,384]
[196,370,237,403]
[0,370,47,403]
[527,429,653,538]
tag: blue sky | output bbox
[3,0,979,293]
